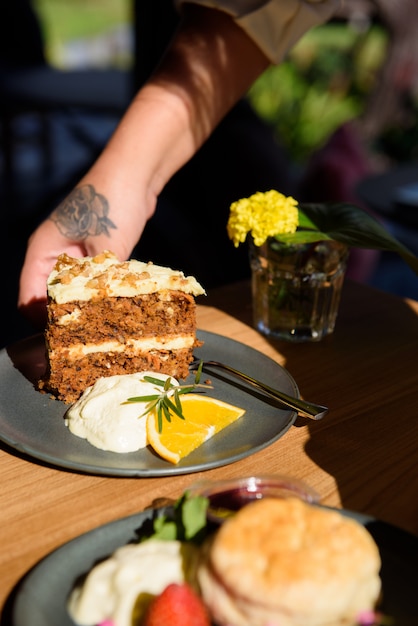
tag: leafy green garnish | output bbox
[141,492,210,544]
[122,361,212,433]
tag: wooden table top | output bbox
[1,279,418,617]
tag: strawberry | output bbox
[142,582,211,626]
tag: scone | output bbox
[198,497,381,626]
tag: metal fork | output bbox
[190,358,328,420]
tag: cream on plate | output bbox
[65,372,178,453]
[68,540,199,626]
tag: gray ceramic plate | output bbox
[0,331,298,476]
[7,505,418,626]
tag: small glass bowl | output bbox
[189,475,320,524]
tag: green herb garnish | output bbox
[123,361,212,432]
[147,492,210,543]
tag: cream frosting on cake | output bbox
[47,250,205,303]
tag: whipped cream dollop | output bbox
[68,540,199,626]
[65,372,178,453]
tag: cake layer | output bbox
[45,292,196,345]
[49,335,196,360]
[39,348,195,404]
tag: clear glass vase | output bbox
[249,237,349,342]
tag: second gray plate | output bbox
[10,505,418,626]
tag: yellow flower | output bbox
[227,190,299,247]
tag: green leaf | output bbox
[157,405,163,433]
[162,401,172,423]
[174,389,182,412]
[297,210,320,231]
[194,360,204,384]
[275,230,331,244]
[298,203,418,275]
[151,515,178,541]
[123,394,159,404]
[142,375,167,387]
[180,493,210,541]
[165,394,185,420]
[139,492,210,544]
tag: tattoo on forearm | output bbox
[50,184,117,240]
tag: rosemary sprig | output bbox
[122,361,212,432]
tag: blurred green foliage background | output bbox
[34,0,131,59]
[33,1,417,165]
[248,23,387,162]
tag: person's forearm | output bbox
[60,6,270,261]
[148,4,271,153]
[79,6,270,221]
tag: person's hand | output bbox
[18,223,89,329]
[18,222,136,329]
[18,181,156,327]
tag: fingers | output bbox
[17,223,86,324]
[17,222,135,327]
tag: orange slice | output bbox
[146,394,246,464]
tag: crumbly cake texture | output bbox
[198,497,382,626]
[38,251,206,404]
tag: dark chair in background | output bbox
[0,0,133,210]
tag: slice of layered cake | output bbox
[38,251,205,403]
